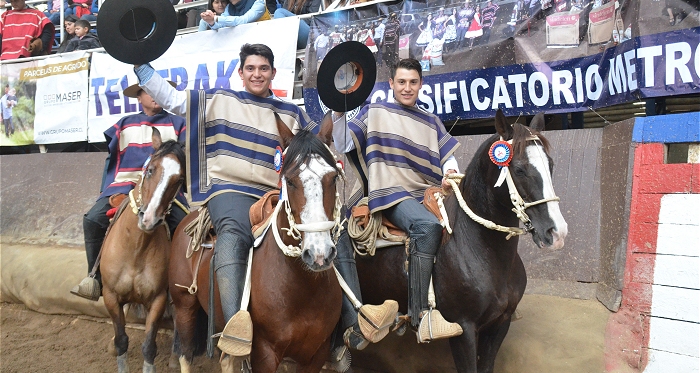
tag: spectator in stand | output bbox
[200,0,271,31]
[382,12,401,68]
[57,14,77,53]
[44,0,71,25]
[79,0,97,22]
[480,0,499,44]
[0,0,6,16]
[199,0,227,31]
[0,0,55,60]
[1,84,17,137]
[272,0,321,49]
[64,19,99,51]
[67,0,91,19]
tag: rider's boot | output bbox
[215,232,252,357]
[408,223,463,343]
[71,217,104,301]
[336,229,399,350]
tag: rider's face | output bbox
[389,68,422,107]
[238,55,276,98]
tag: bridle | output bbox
[271,147,344,257]
[127,155,186,235]
[443,134,560,238]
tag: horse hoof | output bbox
[117,352,130,373]
[142,361,155,373]
[107,338,117,357]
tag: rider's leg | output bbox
[207,193,256,356]
[71,197,111,301]
[383,198,462,342]
[335,226,398,350]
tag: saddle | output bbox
[250,190,280,240]
[349,187,448,252]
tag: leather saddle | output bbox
[350,186,447,248]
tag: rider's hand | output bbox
[441,169,457,190]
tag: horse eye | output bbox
[286,178,295,188]
[513,166,527,176]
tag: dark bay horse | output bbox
[169,114,343,373]
[356,110,568,373]
[100,129,186,373]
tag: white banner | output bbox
[30,51,90,144]
[88,17,300,142]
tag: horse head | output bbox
[276,112,342,271]
[136,127,186,232]
[491,109,568,250]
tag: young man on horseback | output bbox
[129,43,398,357]
[332,57,464,343]
[71,84,188,301]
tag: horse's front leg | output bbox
[476,315,512,373]
[104,291,130,373]
[250,338,282,373]
[296,338,332,373]
[142,292,168,373]
[448,323,478,373]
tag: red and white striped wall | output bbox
[605,112,700,373]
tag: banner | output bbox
[303,0,700,122]
[30,52,90,144]
[87,17,299,142]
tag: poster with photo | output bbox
[303,0,700,122]
[1,60,38,146]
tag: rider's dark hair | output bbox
[391,58,422,80]
[239,43,275,70]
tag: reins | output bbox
[443,134,560,239]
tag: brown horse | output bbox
[100,129,186,373]
[170,114,343,373]
[355,111,568,373]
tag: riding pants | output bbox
[383,198,443,327]
[207,192,257,322]
[83,195,186,281]
[335,222,364,331]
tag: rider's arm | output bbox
[210,0,266,30]
[331,111,356,153]
[442,156,458,174]
[134,64,188,116]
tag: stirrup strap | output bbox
[333,266,363,310]
[240,246,254,311]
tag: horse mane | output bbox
[511,122,550,157]
[281,130,340,178]
[152,140,186,171]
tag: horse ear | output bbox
[494,109,512,139]
[275,112,294,149]
[317,111,333,146]
[152,126,162,150]
[530,112,545,132]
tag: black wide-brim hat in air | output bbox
[316,41,377,112]
[97,0,178,65]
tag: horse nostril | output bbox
[328,246,337,262]
[302,249,313,265]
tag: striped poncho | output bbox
[187,89,316,206]
[346,101,460,213]
[99,111,187,205]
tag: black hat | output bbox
[316,41,376,112]
[97,0,178,65]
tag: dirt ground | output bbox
[1,294,610,373]
[0,302,220,373]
